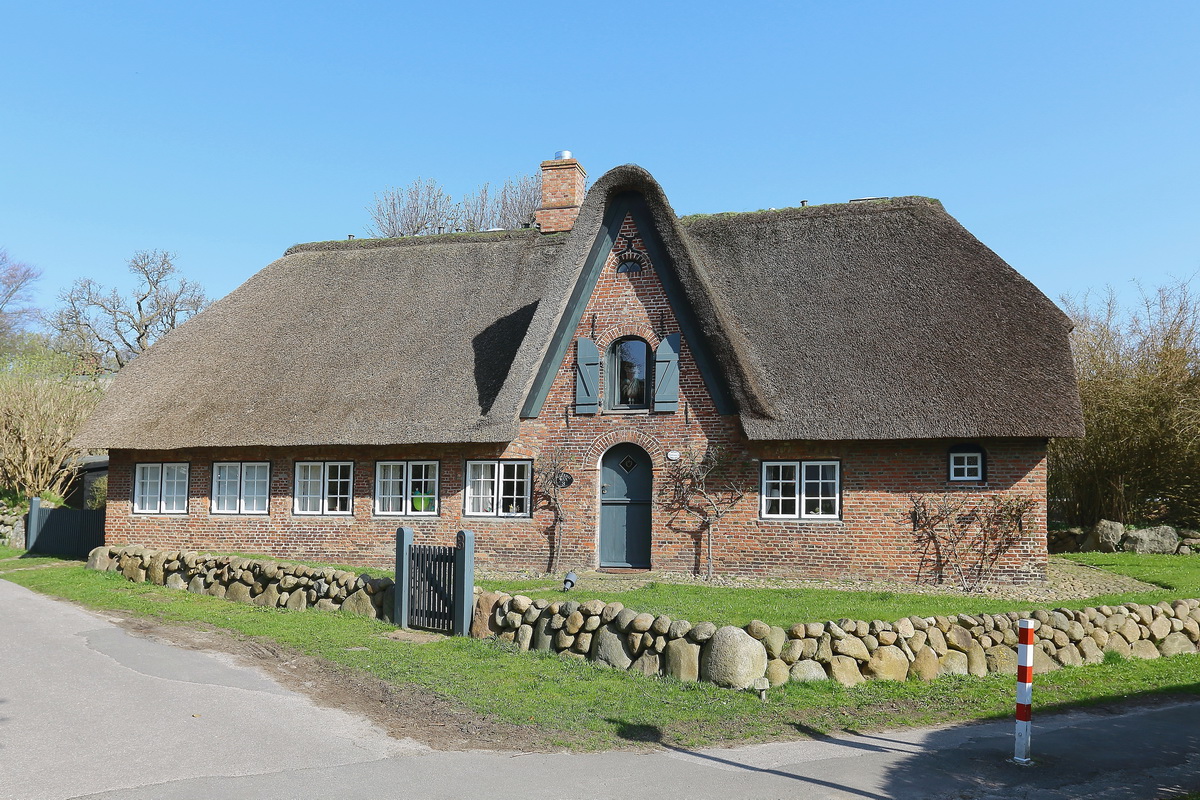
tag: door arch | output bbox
[599,442,652,568]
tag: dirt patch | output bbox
[101,613,560,752]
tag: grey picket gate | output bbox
[394,527,474,635]
[26,498,105,559]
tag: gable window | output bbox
[465,460,531,517]
[609,337,649,409]
[133,463,189,514]
[212,462,270,514]
[761,460,840,519]
[294,461,353,515]
[948,445,986,482]
[375,461,439,516]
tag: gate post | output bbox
[26,497,42,553]
[394,526,414,629]
[453,530,475,637]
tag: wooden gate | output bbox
[407,544,456,632]
[394,527,475,635]
[26,498,105,559]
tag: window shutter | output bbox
[654,333,680,412]
[575,337,600,414]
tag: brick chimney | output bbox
[535,150,587,233]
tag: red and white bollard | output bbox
[1013,618,1035,765]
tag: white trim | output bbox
[374,460,440,516]
[293,461,353,516]
[464,459,532,517]
[133,462,189,515]
[760,461,799,519]
[949,451,983,481]
[800,460,840,519]
[211,461,270,515]
[759,459,841,520]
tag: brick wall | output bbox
[105,212,1049,584]
[534,157,587,233]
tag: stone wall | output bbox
[1050,520,1200,555]
[472,590,1200,689]
[87,545,395,620]
[90,545,1200,692]
[0,504,25,549]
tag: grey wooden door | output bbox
[600,443,652,568]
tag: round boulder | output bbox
[700,626,768,689]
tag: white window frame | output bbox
[211,462,270,515]
[293,461,354,516]
[133,462,189,515]
[464,459,532,517]
[374,460,439,516]
[760,460,840,520]
[949,450,984,481]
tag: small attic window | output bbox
[616,259,642,273]
[948,444,986,482]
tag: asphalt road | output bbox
[2,578,1198,800]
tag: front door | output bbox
[600,443,652,568]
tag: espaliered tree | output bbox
[659,444,749,580]
[532,444,573,573]
[908,492,1035,591]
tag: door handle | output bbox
[601,483,609,494]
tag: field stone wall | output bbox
[89,545,1200,691]
[88,545,395,620]
[473,590,1200,689]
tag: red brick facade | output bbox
[105,212,1049,584]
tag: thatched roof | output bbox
[75,166,1082,449]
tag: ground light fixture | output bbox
[562,571,577,591]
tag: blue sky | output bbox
[2,2,1197,315]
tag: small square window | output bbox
[948,446,986,482]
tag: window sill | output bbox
[602,408,650,416]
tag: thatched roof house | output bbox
[79,155,1082,585]
[76,164,1082,450]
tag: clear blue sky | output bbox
[2,2,1197,314]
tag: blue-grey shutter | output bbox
[653,333,680,412]
[575,337,600,414]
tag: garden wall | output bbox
[89,545,1200,691]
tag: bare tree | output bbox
[367,172,542,237]
[0,346,100,500]
[367,177,457,237]
[495,173,542,230]
[908,492,1036,591]
[659,444,749,579]
[51,250,208,372]
[0,249,41,344]
[533,444,572,572]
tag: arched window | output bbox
[609,337,650,409]
[948,444,986,482]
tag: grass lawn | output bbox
[4,552,1199,750]
[478,554,1200,629]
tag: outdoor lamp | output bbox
[563,571,577,591]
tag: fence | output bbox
[26,498,105,559]
[394,527,475,635]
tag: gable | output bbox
[520,192,735,418]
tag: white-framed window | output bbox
[212,462,270,515]
[465,460,531,517]
[760,460,840,519]
[133,462,189,514]
[374,460,439,516]
[293,461,353,515]
[949,445,986,481]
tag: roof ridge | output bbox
[679,195,944,226]
[284,228,542,256]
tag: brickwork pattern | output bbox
[105,213,1049,584]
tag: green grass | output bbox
[0,544,25,560]
[480,554,1200,629]
[4,563,1199,750]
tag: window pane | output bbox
[467,462,496,514]
[325,463,352,513]
[762,462,800,517]
[615,339,648,406]
[134,464,161,513]
[376,462,405,513]
[242,463,269,513]
[800,462,838,517]
[408,462,438,514]
[162,464,189,513]
[500,462,529,515]
[214,463,240,513]
[296,463,323,513]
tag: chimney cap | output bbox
[553,149,573,160]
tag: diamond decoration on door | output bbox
[619,455,637,473]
